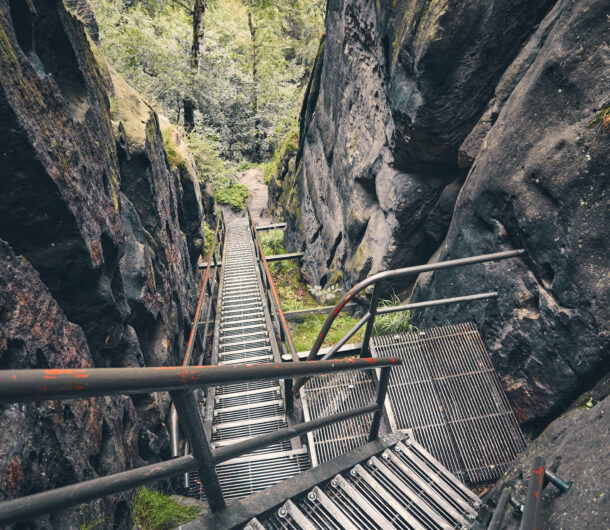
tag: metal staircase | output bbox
[189,223,309,500]
[0,211,536,530]
[187,431,482,529]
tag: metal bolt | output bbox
[331,480,338,488]
[474,501,481,508]
[394,445,402,453]
[278,507,288,518]
[307,491,317,501]
[468,512,476,520]
[405,439,412,447]
[350,468,358,477]
[382,451,390,460]
[367,458,376,468]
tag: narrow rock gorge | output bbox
[270,1,608,523]
[0,0,209,525]
[271,0,608,426]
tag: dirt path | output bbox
[240,167,272,226]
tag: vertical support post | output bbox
[367,366,391,442]
[361,282,381,357]
[284,378,294,413]
[170,389,225,512]
[520,456,544,530]
[170,405,179,458]
[488,488,511,530]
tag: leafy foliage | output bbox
[91,0,324,163]
[214,178,249,210]
[260,229,285,255]
[131,488,200,529]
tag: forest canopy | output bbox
[91,0,325,164]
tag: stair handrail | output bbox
[246,207,299,410]
[170,211,225,458]
[292,247,526,394]
[0,356,400,526]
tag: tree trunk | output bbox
[248,11,261,162]
[184,0,206,132]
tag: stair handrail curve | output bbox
[0,357,400,526]
[292,247,526,394]
[170,211,225,459]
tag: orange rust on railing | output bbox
[183,213,223,367]
[247,208,299,363]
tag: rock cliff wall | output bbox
[271,0,609,428]
[0,0,207,525]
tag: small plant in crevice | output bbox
[308,284,342,305]
[131,487,200,530]
[373,294,416,336]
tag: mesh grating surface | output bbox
[301,370,376,467]
[250,434,481,530]
[371,322,525,483]
[189,224,310,501]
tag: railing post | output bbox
[361,282,381,357]
[520,456,544,530]
[170,389,225,512]
[367,366,391,442]
[284,378,294,413]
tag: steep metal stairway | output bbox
[189,223,309,499]
[186,431,482,529]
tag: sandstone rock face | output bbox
[271,0,609,428]
[273,0,554,288]
[411,0,609,427]
[0,0,206,524]
[0,241,140,529]
[481,386,610,529]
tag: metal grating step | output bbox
[301,370,376,467]
[188,223,310,504]
[371,322,526,484]
[251,432,481,530]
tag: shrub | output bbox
[214,179,249,211]
[308,284,342,305]
[131,488,199,530]
[260,229,285,256]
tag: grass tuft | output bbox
[132,488,200,530]
[292,313,364,353]
[373,294,415,336]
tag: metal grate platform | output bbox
[246,432,482,530]
[371,322,526,483]
[301,370,376,467]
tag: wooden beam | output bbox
[284,303,358,320]
[266,252,303,262]
[256,223,286,231]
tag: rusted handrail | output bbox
[171,211,225,458]
[0,357,400,525]
[292,248,525,394]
